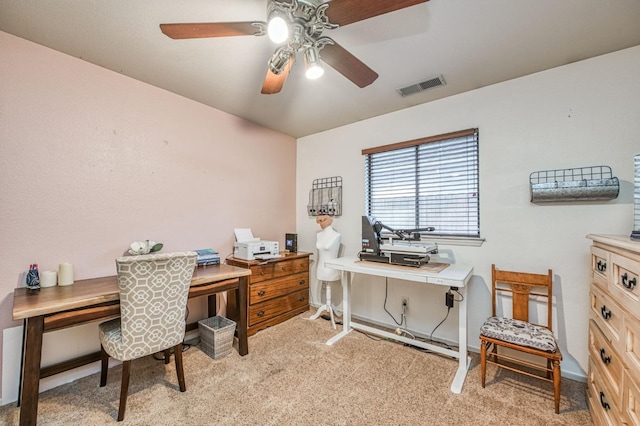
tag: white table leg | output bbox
[450,284,470,394]
[326,270,352,345]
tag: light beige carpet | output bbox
[0,311,592,425]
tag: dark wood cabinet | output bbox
[227,252,310,336]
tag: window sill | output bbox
[423,236,485,247]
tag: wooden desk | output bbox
[12,263,250,426]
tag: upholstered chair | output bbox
[99,251,197,421]
[479,264,562,414]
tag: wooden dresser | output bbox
[587,235,640,425]
[227,252,310,336]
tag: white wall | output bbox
[296,46,640,380]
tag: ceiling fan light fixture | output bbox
[268,48,290,75]
[267,16,289,44]
[304,47,324,80]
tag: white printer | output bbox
[233,228,280,261]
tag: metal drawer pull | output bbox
[596,260,606,272]
[621,273,637,290]
[599,348,611,364]
[599,392,610,410]
[257,310,265,317]
[298,296,305,302]
[258,290,266,296]
[298,279,306,285]
[600,305,611,320]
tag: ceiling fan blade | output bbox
[261,55,295,95]
[321,42,378,88]
[159,22,266,39]
[325,0,429,26]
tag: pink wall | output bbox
[0,32,296,396]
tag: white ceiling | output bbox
[2,0,640,138]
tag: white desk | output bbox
[324,256,473,394]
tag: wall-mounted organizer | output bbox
[529,165,619,203]
[307,176,342,216]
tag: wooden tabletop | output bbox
[13,263,251,320]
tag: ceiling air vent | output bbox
[397,74,446,97]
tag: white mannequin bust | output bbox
[316,215,342,282]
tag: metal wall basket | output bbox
[307,176,342,216]
[530,166,619,203]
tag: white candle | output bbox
[40,271,57,287]
[58,263,74,286]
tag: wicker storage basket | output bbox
[197,316,236,359]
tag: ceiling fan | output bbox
[160,0,428,94]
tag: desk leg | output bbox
[236,276,248,356]
[326,271,353,346]
[19,315,44,426]
[450,284,470,394]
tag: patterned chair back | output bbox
[114,252,197,360]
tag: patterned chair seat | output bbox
[480,316,557,352]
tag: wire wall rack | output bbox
[529,165,619,203]
[307,176,342,216]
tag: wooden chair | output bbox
[480,264,562,413]
[98,252,197,421]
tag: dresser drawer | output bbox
[249,289,309,327]
[623,369,640,426]
[623,313,640,386]
[610,253,640,319]
[272,257,309,279]
[588,360,623,425]
[592,246,610,290]
[591,285,624,347]
[248,263,275,283]
[589,320,623,401]
[250,272,309,304]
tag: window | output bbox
[363,128,480,239]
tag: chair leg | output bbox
[100,345,109,387]
[174,343,186,392]
[553,359,561,414]
[480,340,487,388]
[117,360,131,422]
[164,349,171,365]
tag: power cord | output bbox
[383,278,404,327]
[429,307,451,343]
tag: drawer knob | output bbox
[258,290,266,297]
[622,273,637,290]
[257,310,265,317]
[600,305,611,320]
[298,296,305,302]
[298,279,306,285]
[599,392,611,411]
[599,348,611,365]
[596,260,607,272]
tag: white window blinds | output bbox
[364,128,480,238]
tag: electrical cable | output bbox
[452,288,464,302]
[430,306,451,343]
[383,278,403,326]
[355,329,384,341]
